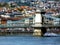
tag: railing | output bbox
[0,23,60,28]
[0,23,33,28]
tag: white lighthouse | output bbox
[34,9,42,27]
[33,9,43,36]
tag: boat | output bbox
[44,32,58,37]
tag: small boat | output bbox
[44,32,58,37]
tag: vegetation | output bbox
[0,3,9,7]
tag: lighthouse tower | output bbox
[33,9,43,36]
[34,9,42,27]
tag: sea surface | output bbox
[0,35,60,45]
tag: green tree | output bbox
[0,3,9,7]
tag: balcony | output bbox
[0,23,33,28]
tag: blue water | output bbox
[0,35,60,45]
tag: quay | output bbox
[0,0,60,36]
[0,9,60,36]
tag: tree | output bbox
[0,3,9,7]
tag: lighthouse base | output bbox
[33,27,47,36]
[33,28,42,36]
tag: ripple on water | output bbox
[0,36,60,45]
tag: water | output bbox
[0,35,60,45]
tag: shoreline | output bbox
[0,31,60,37]
[0,31,33,36]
